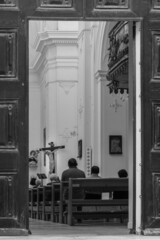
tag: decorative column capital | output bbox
[95,70,107,84]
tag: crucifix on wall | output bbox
[39,142,65,173]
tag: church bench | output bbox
[29,187,39,219]
[62,178,128,226]
[28,188,32,218]
[36,187,43,220]
[42,183,60,222]
[28,183,60,221]
[59,181,69,223]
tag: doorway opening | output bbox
[28,20,141,234]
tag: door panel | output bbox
[152,0,160,9]
[23,0,83,19]
[0,31,17,77]
[0,0,16,7]
[0,174,16,220]
[85,0,142,19]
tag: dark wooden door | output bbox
[84,1,160,234]
[142,7,160,234]
[0,0,160,236]
[0,0,28,236]
[0,0,84,236]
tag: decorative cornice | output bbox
[30,53,78,75]
[30,31,79,73]
[33,31,78,53]
[45,79,78,87]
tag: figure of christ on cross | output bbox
[45,150,55,174]
[39,142,65,173]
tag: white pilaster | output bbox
[95,70,107,171]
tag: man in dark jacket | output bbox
[61,158,85,199]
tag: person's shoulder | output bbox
[62,169,69,174]
[61,168,70,180]
[78,168,86,176]
[77,168,85,173]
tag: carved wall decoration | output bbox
[106,21,129,93]
[0,100,17,149]
[152,32,160,79]
[40,0,72,8]
[153,0,160,8]
[152,102,160,150]
[78,103,84,119]
[59,127,77,143]
[95,0,128,8]
[59,81,75,95]
[152,173,160,218]
[0,0,16,7]
[0,175,14,217]
[0,31,16,78]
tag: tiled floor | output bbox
[0,219,160,240]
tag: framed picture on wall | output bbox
[109,135,122,154]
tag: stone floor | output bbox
[0,219,160,240]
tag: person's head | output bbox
[50,173,60,182]
[118,169,128,178]
[68,158,77,168]
[91,166,100,175]
[35,179,41,187]
[30,177,36,186]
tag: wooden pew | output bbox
[28,186,44,220]
[29,183,60,222]
[29,187,38,219]
[28,188,32,218]
[42,183,60,222]
[59,181,69,223]
[37,187,43,220]
[62,178,128,226]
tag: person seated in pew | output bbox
[61,158,86,199]
[29,177,41,188]
[29,178,42,203]
[85,166,102,199]
[46,173,60,201]
[88,166,101,179]
[29,177,37,188]
[113,169,128,199]
[47,173,60,185]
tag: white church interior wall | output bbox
[29,20,129,183]
[94,21,128,178]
